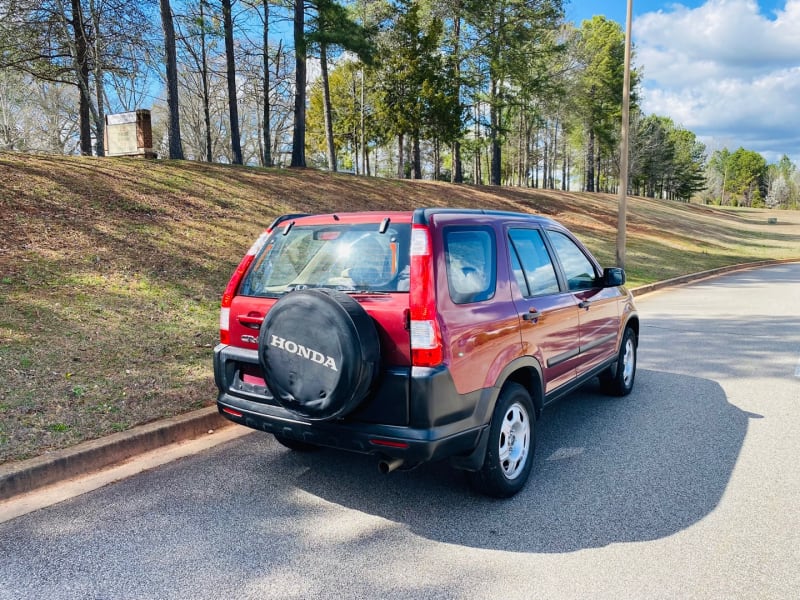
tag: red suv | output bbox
[214,209,638,497]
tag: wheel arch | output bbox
[623,313,640,345]
[493,356,545,418]
[450,357,543,473]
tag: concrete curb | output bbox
[0,407,229,501]
[1,259,797,502]
[630,258,799,297]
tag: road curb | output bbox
[0,406,229,501]
[630,258,799,297]
[2,259,797,502]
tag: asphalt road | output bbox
[2,264,799,599]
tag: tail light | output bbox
[220,232,268,344]
[409,224,443,366]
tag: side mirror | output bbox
[603,267,626,287]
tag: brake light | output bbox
[220,232,268,344]
[409,224,443,366]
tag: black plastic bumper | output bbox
[217,394,485,465]
[214,343,495,466]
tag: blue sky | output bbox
[566,0,786,25]
[564,1,800,166]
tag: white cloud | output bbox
[634,0,800,163]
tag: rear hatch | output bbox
[228,212,412,363]
[218,212,413,424]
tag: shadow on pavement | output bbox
[0,369,755,599]
[292,368,753,553]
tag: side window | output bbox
[444,227,496,304]
[547,230,598,291]
[508,229,560,297]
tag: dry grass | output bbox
[1,151,798,463]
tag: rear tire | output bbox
[468,383,535,498]
[600,326,637,396]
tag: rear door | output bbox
[507,227,582,394]
[431,216,522,396]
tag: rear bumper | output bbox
[214,343,495,466]
[217,395,485,464]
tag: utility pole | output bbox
[617,0,633,269]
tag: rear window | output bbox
[444,227,496,304]
[240,222,411,297]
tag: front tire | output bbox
[468,383,536,498]
[600,326,637,396]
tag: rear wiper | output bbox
[345,289,389,295]
[284,283,389,295]
[285,283,319,292]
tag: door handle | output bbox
[578,300,592,310]
[522,309,542,321]
[237,314,265,329]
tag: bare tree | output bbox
[159,0,184,159]
[261,0,272,166]
[290,0,306,167]
[221,0,242,164]
[176,0,215,161]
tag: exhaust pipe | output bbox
[378,458,404,474]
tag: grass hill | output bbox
[1,151,798,463]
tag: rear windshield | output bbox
[240,222,411,297]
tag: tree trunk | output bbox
[350,74,359,174]
[222,0,242,165]
[452,141,462,184]
[88,0,104,156]
[407,138,414,178]
[272,40,284,165]
[201,0,212,161]
[360,68,366,175]
[320,43,337,172]
[290,0,306,168]
[551,140,556,188]
[473,103,481,184]
[412,134,421,179]
[543,123,549,190]
[260,0,272,167]
[70,0,92,155]
[521,130,527,187]
[596,152,601,192]
[490,135,501,185]
[159,0,183,159]
[451,9,463,184]
[433,139,440,181]
[489,83,501,186]
[586,128,595,192]
[515,113,523,187]
[397,134,404,178]
[365,138,371,176]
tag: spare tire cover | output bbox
[258,288,381,421]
